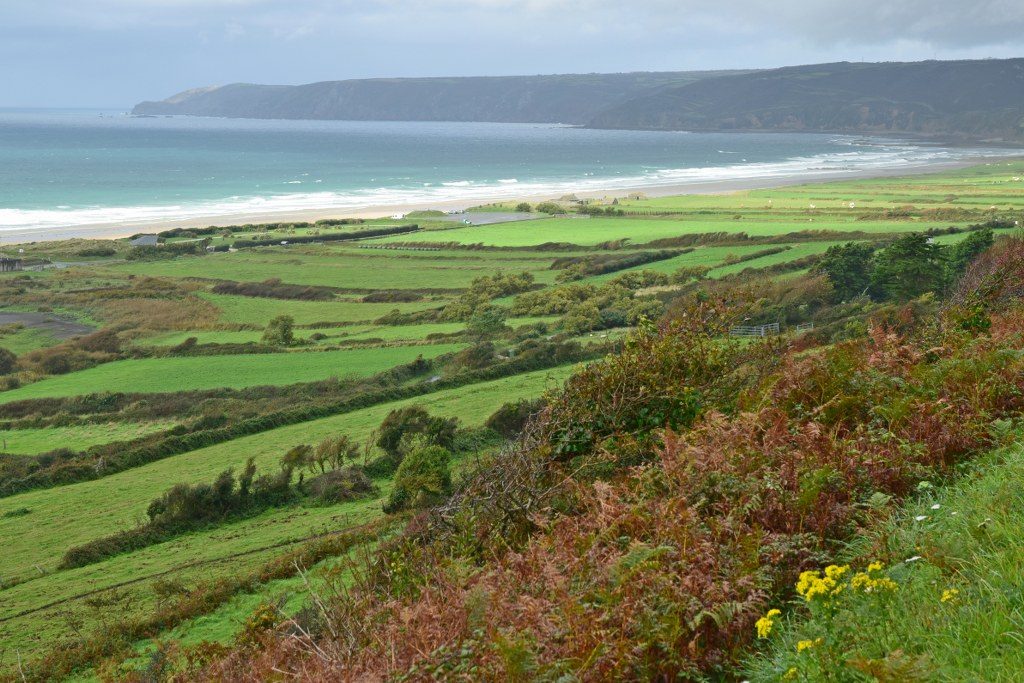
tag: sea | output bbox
[0,108,1010,236]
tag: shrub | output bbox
[212,280,336,301]
[305,466,377,504]
[382,446,452,513]
[0,348,16,375]
[375,406,460,459]
[485,398,546,439]
[515,202,532,213]
[362,290,424,303]
[76,246,117,257]
[261,315,295,346]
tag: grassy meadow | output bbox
[1,159,1023,680]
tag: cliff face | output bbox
[132,71,744,124]
[587,59,1024,140]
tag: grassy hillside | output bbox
[1,161,1024,680]
[746,440,1024,681]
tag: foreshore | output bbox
[1,155,1018,245]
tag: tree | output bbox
[280,444,312,472]
[382,446,452,513]
[0,348,16,375]
[485,398,545,439]
[261,315,295,346]
[376,406,461,460]
[946,228,994,282]
[813,242,876,302]
[870,233,947,301]
[466,306,508,339]
[313,435,360,473]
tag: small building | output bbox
[129,234,159,247]
[627,192,648,201]
[0,257,22,272]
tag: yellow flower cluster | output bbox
[848,562,897,594]
[941,588,960,603]
[795,638,822,652]
[795,564,848,602]
[797,562,896,603]
[756,608,782,638]
[782,666,798,680]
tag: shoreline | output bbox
[1,155,1019,245]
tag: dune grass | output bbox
[0,344,463,404]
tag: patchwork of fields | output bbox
[1,160,1023,679]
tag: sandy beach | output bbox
[0,155,1016,245]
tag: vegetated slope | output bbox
[132,71,747,123]
[182,237,1024,680]
[588,58,1024,140]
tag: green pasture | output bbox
[112,247,562,290]
[0,421,177,456]
[0,344,463,404]
[0,365,576,663]
[0,326,58,355]
[199,291,443,326]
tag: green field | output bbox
[0,344,463,403]
[112,247,564,290]
[0,365,576,664]
[198,291,444,326]
[0,421,176,455]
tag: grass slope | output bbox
[747,439,1024,681]
[0,344,463,404]
[0,365,576,664]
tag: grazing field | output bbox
[0,365,576,665]
[198,291,444,325]
[0,344,463,403]
[3,160,1024,680]
[0,421,176,455]
[112,247,565,290]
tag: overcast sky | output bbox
[3,0,1023,107]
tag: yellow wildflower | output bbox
[782,666,798,680]
[941,588,960,603]
[850,572,870,591]
[796,639,815,652]
[795,570,819,597]
[824,564,849,580]
[867,561,884,573]
[755,609,781,638]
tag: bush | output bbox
[382,446,452,513]
[76,246,117,257]
[0,348,16,375]
[305,466,377,504]
[362,290,424,303]
[212,280,335,301]
[375,406,460,459]
[485,398,546,439]
[515,202,533,213]
[261,315,295,346]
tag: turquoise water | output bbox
[0,109,1004,235]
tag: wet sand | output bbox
[0,155,1017,245]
